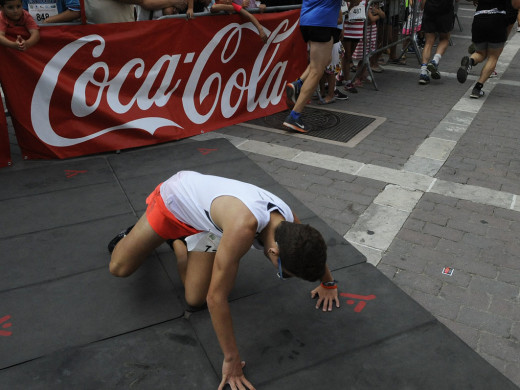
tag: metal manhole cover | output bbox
[247,107,377,144]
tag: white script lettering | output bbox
[31,17,299,147]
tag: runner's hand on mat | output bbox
[311,285,340,312]
[219,359,256,390]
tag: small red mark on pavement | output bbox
[0,315,12,336]
[340,293,376,313]
[65,169,87,178]
[442,267,454,276]
[197,148,218,155]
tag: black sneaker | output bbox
[457,56,471,84]
[283,114,307,133]
[427,61,440,80]
[334,88,349,100]
[285,81,301,107]
[108,225,134,253]
[470,87,484,99]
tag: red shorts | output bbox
[146,184,201,240]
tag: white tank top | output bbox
[160,171,294,248]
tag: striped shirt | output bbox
[343,0,366,39]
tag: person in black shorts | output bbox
[282,0,342,133]
[456,0,518,98]
[418,0,454,84]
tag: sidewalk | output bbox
[2,3,520,388]
[194,5,520,386]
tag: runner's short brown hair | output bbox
[275,221,327,281]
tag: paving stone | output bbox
[486,226,518,243]
[511,322,520,341]
[422,191,460,207]
[506,241,520,258]
[482,247,520,270]
[377,263,398,279]
[424,262,472,288]
[440,283,491,312]
[505,362,520,389]
[386,237,415,255]
[309,184,374,206]
[435,238,481,260]
[374,184,423,212]
[510,220,520,233]
[324,170,357,182]
[469,276,520,301]
[437,317,480,349]
[346,204,410,250]
[447,217,489,236]
[489,298,520,322]
[434,203,476,220]
[471,213,512,230]
[411,290,461,321]
[494,207,520,222]
[423,222,465,242]
[411,209,449,226]
[479,332,520,362]
[414,198,436,212]
[480,352,509,374]
[408,246,446,264]
[401,217,425,232]
[392,269,443,295]
[382,251,426,274]
[498,267,520,286]
[458,307,513,338]
[314,194,353,211]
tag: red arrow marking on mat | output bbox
[197,148,218,155]
[340,293,376,313]
[0,315,12,336]
[64,170,87,178]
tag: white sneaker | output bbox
[489,70,498,78]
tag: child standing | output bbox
[351,1,385,87]
[341,0,365,93]
[0,0,39,51]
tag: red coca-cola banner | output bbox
[0,98,10,167]
[0,10,305,161]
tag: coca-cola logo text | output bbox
[30,18,299,147]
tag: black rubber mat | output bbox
[247,107,376,142]
[0,138,517,389]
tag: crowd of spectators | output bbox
[0,0,302,50]
[16,0,301,24]
[0,0,303,28]
[1,0,519,103]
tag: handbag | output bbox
[348,3,366,21]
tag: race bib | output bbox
[186,232,220,252]
[28,2,58,23]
